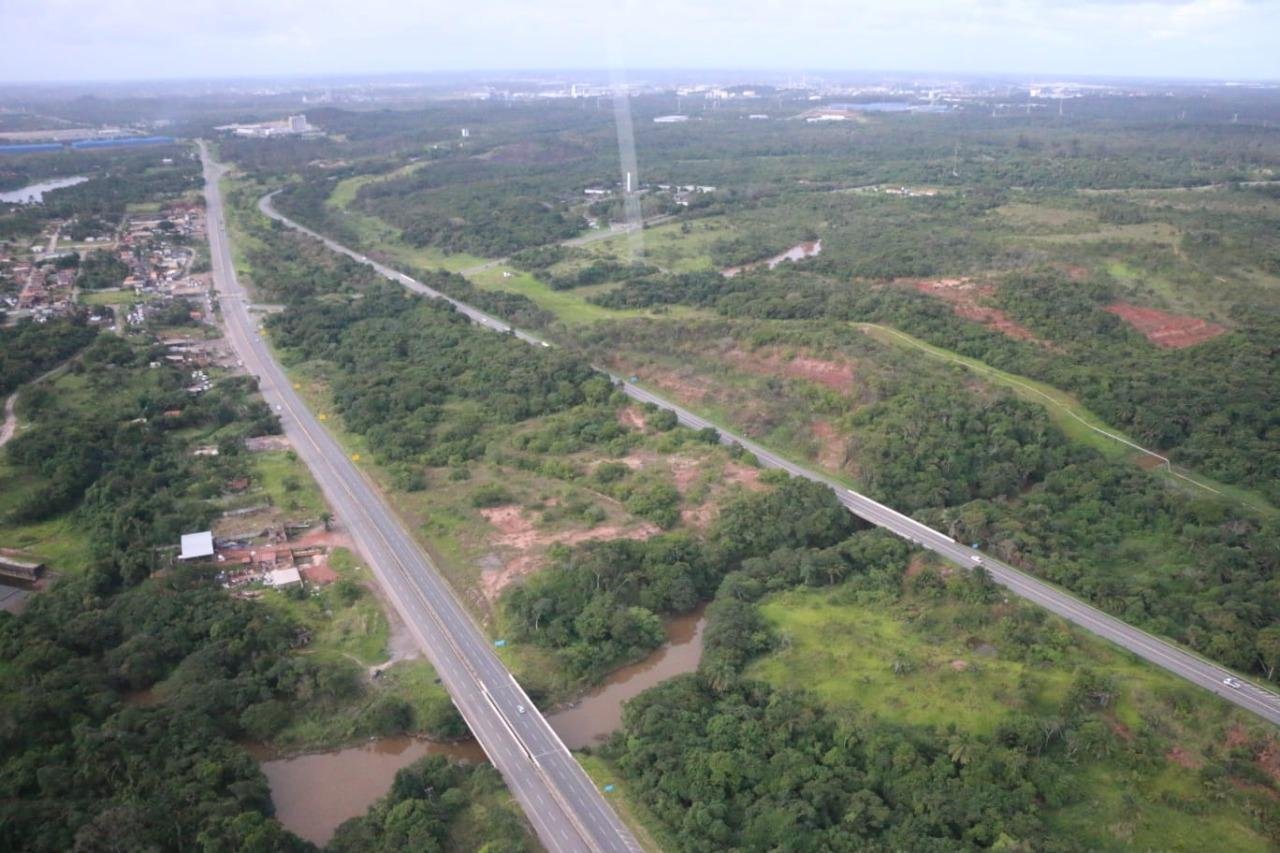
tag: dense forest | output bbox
[0,315,97,396]
[0,334,504,850]
[75,248,129,290]
[0,337,309,849]
[267,282,600,465]
[328,756,530,852]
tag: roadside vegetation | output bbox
[0,333,524,850]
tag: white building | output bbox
[653,115,689,123]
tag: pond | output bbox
[722,239,822,277]
[0,176,88,204]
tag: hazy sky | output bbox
[1,0,1276,83]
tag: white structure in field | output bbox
[268,567,302,588]
[179,531,214,560]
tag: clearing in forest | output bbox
[1105,302,1227,349]
[908,277,1043,343]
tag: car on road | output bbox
[970,554,982,563]
[1224,677,1244,689]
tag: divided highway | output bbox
[200,144,642,853]
[258,187,1280,729]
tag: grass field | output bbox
[252,448,329,519]
[0,459,94,572]
[579,217,731,273]
[748,580,1278,852]
[79,288,140,306]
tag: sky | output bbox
[0,0,1277,83]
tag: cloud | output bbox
[0,0,1275,81]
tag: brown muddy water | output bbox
[254,738,486,845]
[258,606,706,845]
[722,239,822,277]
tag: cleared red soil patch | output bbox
[908,277,1043,343]
[1105,302,1227,349]
[905,555,929,578]
[722,461,764,491]
[1258,738,1280,786]
[647,370,711,403]
[1224,724,1252,750]
[811,420,847,470]
[725,347,857,393]
[478,505,660,601]
[301,563,339,585]
[617,406,647,431]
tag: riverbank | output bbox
[256,605,707,845]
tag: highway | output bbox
[200,144,642,853]
[258,187,1280,729]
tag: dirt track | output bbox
[0,392,15,449]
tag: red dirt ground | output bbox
[1105,302,1227,349]
[811,420,847,470]
[1165,746,1202,769]
[1258,738,1280,786]
[618,406,647,430]
[725,347,857,393]
[478,505,660,600]
[648,370,711,403]
[904,555,928,578]
[908,277,1043,343]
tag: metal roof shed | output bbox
[179,531,214,560]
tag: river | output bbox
[0,176,88,204]
[258,606,706,845]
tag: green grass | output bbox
[252,449,329,519]
[750,588,1084,735]
[0,461,94,573]
[256,546,389,666]
[469,266,628,323]
[252,546,462,751]
[1047,762,1273,852]
[993,202,1099,232]
[748,581,1278,852]
[468,264,707,326]
[580,217,730,273]
[79,289,140,306]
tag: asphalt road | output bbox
[258,188,1280,729]
[201,145,642,853]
